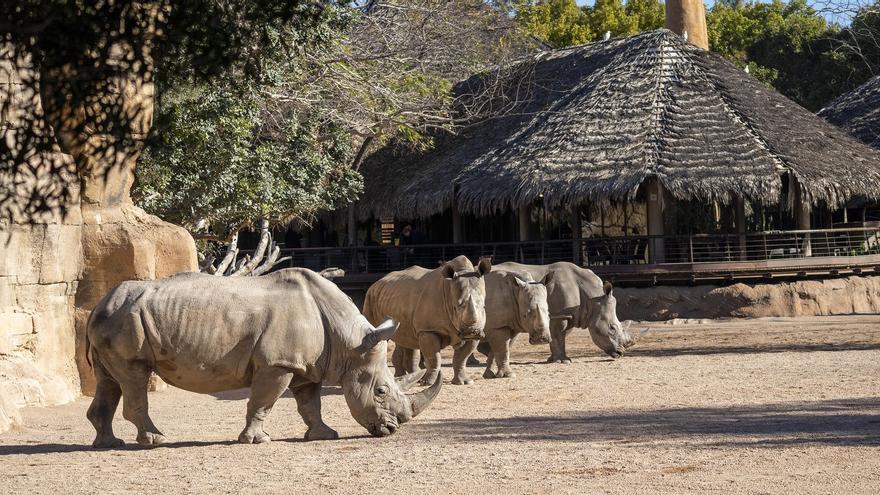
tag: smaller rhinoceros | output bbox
[477,270,551,379]
[494,262,634,361]
[364,255,491,386]
[85,269,441,448]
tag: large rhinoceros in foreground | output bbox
[494,262,633,361]
[477,269,551,379]
[364,255,491,385]
[85,269,440,448]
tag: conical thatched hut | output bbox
[356,29,880,265]
[819,75,880,149]
[362,29,880,220]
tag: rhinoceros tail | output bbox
[84,309,97,369]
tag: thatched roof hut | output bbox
[819,75,880,149]
[361,29,880,220]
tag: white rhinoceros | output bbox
[476,269,551,379]
[363,255,491,385]
[85,269,440,448]
[494,262,633,361]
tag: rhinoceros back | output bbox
[364,265,445,350]
[88,269,348,393]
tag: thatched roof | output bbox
[361,29,880,219]
[819,75,880,149]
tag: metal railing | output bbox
[248,227,880,274]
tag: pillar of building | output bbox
[646,177,666,264]
[452,200,463,244]
[794,185,812,257]
[734,195,747,261]
[569,207,582,265]
[518,205,534,242]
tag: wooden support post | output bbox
[452,200,462,244]
[347,203,358,271]
[734,195,747,261]
[347,204,357,245]
[646,177,665,264]
[518,205,533,242]
[570,207,582,266]
[794,185,812,257]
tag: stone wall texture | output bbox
[616,276,880,321]
[1,46,84,432]
[1,17,197,433]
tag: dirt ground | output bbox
[2,315,879,494]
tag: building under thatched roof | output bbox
[361,29,880,220]
[819,75,880,149]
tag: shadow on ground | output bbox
[628,342,880,358]
[411,397,880,448]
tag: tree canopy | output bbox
[513,0,880,112]
[135,0,534,233]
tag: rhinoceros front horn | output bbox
[408,372,442,418]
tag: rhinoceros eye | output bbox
[375,385,388,397]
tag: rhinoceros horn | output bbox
[361,318,399,350]
[395,370,426,391]
[408,372,442,418]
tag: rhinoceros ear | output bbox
[603,281,613,296]
[361,318,399,350]
[540,271,554,286]
[441,263,457,279]
[512,274,529,288]
[476,257,492,277]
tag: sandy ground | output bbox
[2,315,879,494]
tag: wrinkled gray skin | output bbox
[494,262,634,362]
[85,269,441,449]
[477,270,551,379]
[363,255,490,386]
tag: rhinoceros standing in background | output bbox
[477,270,551,379]
[494,262,633,361]
[85,269,441,448]
[363,255,491,385]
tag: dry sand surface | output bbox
[2,315,879,494]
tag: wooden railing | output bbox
[241,227,880,275]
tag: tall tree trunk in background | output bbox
[665,0,709,50]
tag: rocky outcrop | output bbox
[617,276,880,321]
[1,3,196,432]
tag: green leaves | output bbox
[513,0,665,48]
[135,84,362,233]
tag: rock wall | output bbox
[616,276,880,321]
[1,4,197,433]
[1,47,83,432]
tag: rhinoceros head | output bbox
[440,256,491,341]
[512,275,551,345]
[343,319,442,437]
[585,282,633,359]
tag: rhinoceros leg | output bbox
[391,347,419,377]
[451,340,478,385]
[491,329,517,378]
[391,346,406,377]
[87,358,124,449]
[481,339,497,379]
[238,366,293,444]
[291,381,339,441]
[115,361,167,447]
[417,332,443,386]
[547,319,573,364]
